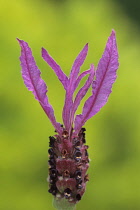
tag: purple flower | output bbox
[17,30,119,207]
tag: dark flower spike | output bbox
[17,30,119,209]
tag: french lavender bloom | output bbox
[17,30,119,210]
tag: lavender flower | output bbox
[17,30,119,209]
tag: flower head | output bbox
[17,30,119,207]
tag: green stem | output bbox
[53,198,76,210]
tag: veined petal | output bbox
[70,64,94,125]
[17,39,62,134]
[70,43,88,91]
[74,69,91,91]
[62,44,88,132]
[42,48,68,90]
[74,30,119,133]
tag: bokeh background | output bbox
[0,0,140,209]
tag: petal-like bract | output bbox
[74,69,91,91]
[17,39,61,134]
[18,31,119,135]
[70,64,94,126]
[42,48,68,90]
[74,30,119,132]
[62,44,89,132]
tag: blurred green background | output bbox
[0,0,140,209]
